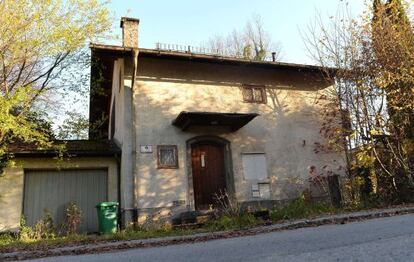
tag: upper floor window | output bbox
[241,85,267,104]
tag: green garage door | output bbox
[23,169,108,233]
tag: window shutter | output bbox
[242,153,268,180]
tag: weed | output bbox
[31,209,56,240]
[19,216,34,241]
[61,202,82,235]
[18,211,56,241]
[213,189,241,217]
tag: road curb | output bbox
[2,206,414,261]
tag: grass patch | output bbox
[0,215,259,252]
[205,213,258,231]
[270,196,337,222]
[0,233,95,251]
[111,226,205,241]
[0,226,211,253]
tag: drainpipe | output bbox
[115,153,123,228]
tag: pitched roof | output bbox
[89,43,336,74]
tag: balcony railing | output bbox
[154,42,276,61]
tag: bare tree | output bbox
[205,14,283,61]
[302,0,414,204]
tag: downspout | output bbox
[115,153,122,228]
[131,48,139,223]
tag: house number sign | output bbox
[140,145,153,153]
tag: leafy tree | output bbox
[0,0,110,168]
[372,0,414,140]
[0,109,55,172]
[371,0,414,201]
[24,111,56,141]
[57,111,89,140]
[56,111,107,140]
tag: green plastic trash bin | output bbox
[96,202,119,234]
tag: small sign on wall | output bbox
[140,145,153,153]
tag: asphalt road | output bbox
[31,214,414,262]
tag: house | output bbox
[0,17,345,232]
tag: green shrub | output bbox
[209,216,233,230]
[31,209,56,240]
[238,213,258,226]
[270,195,336,222]
[19,216,34,241]
[19,210,56,241]
[0,233,16,247]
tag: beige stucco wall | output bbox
[0,167,24,232]
[0,157,118,232]
[130,57,346,217]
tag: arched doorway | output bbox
[186,136,234,210]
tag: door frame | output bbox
[186,136,235,211]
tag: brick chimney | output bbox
[120,17,140,48]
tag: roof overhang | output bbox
[172,111,259,132]
[89,43,337,75]
[7,140,121,158]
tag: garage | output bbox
[23,169,108,233]
[0,140,120,233]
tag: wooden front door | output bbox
[191,142,227,210]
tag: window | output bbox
[157,145,178,169]
[242,153,268,180]
[241,85,267,104]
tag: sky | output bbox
[106,0,367,64]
